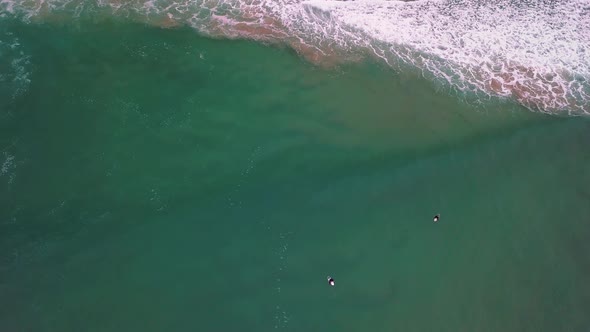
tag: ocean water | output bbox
[1,1,590,331]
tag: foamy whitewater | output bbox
[1,0,589,114]
[0,30,30,101]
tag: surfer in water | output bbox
[433,214,440,222]
[327,276,335,286]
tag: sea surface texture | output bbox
[1,0,590,331]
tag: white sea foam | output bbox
[1,152,14,175]
[0,32,31,100]
[1,152,16,185]
[1,0,589,114]
[302,0,590,114]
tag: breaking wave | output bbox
[1,0,589,114]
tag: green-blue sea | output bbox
[2,10,590,332]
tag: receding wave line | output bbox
[1,0,589,114]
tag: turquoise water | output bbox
[2,19,590,332]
